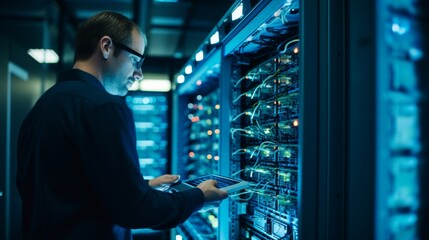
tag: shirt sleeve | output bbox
[80,99,204,229]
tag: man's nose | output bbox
[134,69,143,81]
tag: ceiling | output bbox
[0,0,234,76]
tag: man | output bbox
[16,11,227,240]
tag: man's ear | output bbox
[100,36,112,60]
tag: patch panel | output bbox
[276,74,299,95]
[278,170,298,193]
[245,81,279,103]
[257,191,278,210]
[277,119,299,144]
[277,194,298,217]
[231,125,277,145]
[277,93,299,121]
[232,102,277,125]
[277,145,298,165]
[244,168,277,187]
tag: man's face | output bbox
[103,29,145,96]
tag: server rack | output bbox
[172,1,305,239]
[375,0,429,240]
[125,91,171,239]
[125,91,170,179]
[347,0,429,239]
[172,44,223,240]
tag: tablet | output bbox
[167,174,249,193]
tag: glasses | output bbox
[111,39,145,69]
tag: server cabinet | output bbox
[125,91,171,239]
[347,0,429,240]
[172,47,223,240]
[125,92,170,179]
[374,0,429,240]
[172,1,305,239]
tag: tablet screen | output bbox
[185,174,242,188]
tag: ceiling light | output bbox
[139,79,171,92]
[27,49,59,63]
[195,50,204,62]
[210,31,220,44]
[177,75,185,84]
[185,65,192,74]
[231,3,243,21]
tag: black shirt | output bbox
[16,69,204,240]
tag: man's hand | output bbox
[149,174,180,188]
[197,180,228,202]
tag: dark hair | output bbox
[74,11,145,62]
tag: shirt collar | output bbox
[57,69,105,91]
